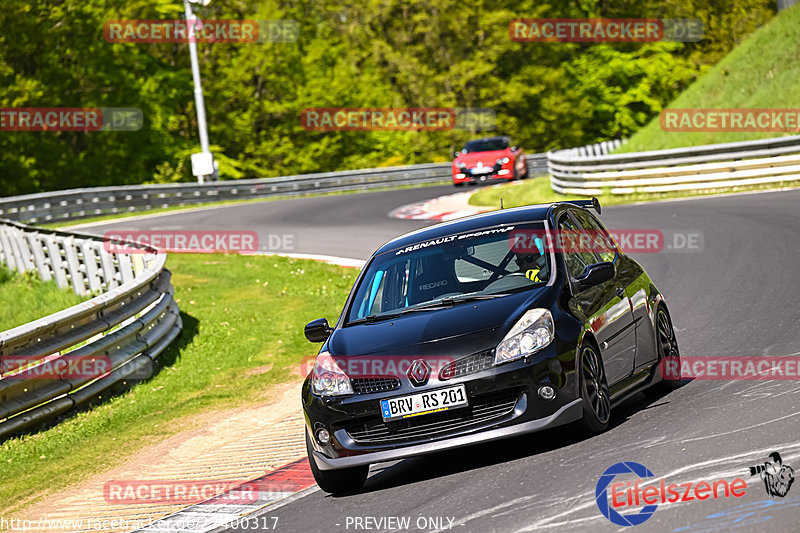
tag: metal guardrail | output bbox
[0,156,553,224]
[548,135,800,195]
[0,163,453,224]
[0,219,181,439]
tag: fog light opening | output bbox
[316,428,330,445]
[538,385,556,401]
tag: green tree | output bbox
[0,0,776,196]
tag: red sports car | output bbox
[452,136,528,186]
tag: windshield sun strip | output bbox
[382,222,545,257]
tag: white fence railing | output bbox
[548,135,800,195]
[0,219,181,439]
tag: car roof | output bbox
[374,204,553,255]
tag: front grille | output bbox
[351,377,401,394]
[343,389,520,445]
[439,350,494,380]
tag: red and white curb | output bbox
[136,458,317,533]
[389,192,490,222]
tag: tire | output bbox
[577,343,611,435]
[306,434,368,494]
[654,306,681,391]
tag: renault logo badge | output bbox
[408,360,430,386]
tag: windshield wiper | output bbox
[399,293,509,313]
[348,313,401,325]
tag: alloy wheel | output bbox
[582,346,610,424]
[657,309,679,360]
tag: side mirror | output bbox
[304,318,332,342]
[454,151,461,158]
[510,145,519,152]
[575,262,614,292]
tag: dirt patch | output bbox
[245,364,274,377]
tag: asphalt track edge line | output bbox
[389,183,800,224]
[57,182,451,231]
[133,458,318,532]
[206,486,322,533]
[253,252,365,268]
[623,184,800,206]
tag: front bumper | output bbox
[311,397,582,470]
[303,344,581,470]
[453,165,513,184]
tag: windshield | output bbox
[347,223,550,323]
[462,138,509,153]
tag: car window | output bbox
[454,240,518,281]
[557,212,603,279]
[463,138,509,153]
[348,222,550,322]
[572,210,618,263]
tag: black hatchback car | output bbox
[302,200,681,493]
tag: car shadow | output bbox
[332,378,694,497]
[7,311,200,441]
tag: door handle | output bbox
[616,287,625,298]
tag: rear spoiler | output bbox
[563,197,601,215]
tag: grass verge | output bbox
[617,5,800,153]
[468,175,800,209]
[0,265,89,332]
[0,254,357,517]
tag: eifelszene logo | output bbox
[596,461,748,526]
[596,462,658,526]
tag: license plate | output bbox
[379,385,468,421]
[471,167,492,174]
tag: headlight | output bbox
[456,162,466,169]
[311,351,353,396]
[495,309,554,365]
[496,157,510,165]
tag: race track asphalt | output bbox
[87,186,800,533]
[79,186,451,261]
